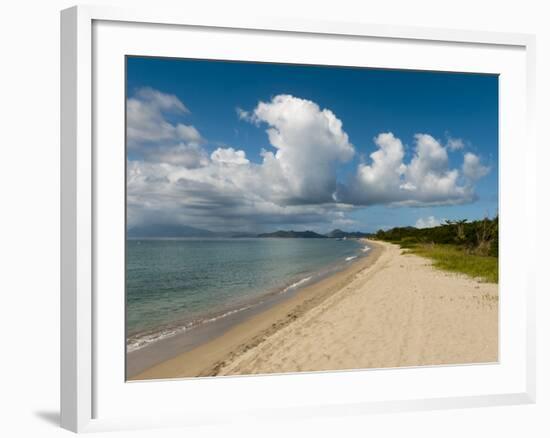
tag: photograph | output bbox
[125,56,499,381]
[1,0,544,435]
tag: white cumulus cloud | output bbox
[415,216,444,229]
[446,137,465,151]
[344,133,479,206]
[463,152,490,182]
[251,94,355,204]
[211,147,250,165]
[351,132,407,204]
[127,87,198,145]
[126,88,205,168]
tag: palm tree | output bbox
[445,219,467,242]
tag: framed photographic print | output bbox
[61,5,536,433]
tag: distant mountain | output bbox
[127,224,215,238]
[326,229,372,238]
[326,229,348,238]
[127,225,372,239]
[257,230,328,238]
[217,231,258,238]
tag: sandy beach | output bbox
[130,240,498,380]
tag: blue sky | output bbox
[126,56,498,233]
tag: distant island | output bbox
[127,224,371,239]
[258,229,372,239]
[257,230,328,238]
[325,229,372,239]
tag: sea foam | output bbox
[127,303,255,352]
[282,276,312,293]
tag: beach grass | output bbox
[402,243,498,283]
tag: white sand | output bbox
[218,240,498,375]
[132,240,498,380]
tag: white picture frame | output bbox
[60,4,536,433]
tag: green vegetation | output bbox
[374,216,498,283]
[407,244,498,283]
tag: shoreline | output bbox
[130,239,498,380]
[128,239,383,380]
[127,239,368,354]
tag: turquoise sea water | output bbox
[126,238,369,351]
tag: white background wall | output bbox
[0,0,547,436]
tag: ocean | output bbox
[126,237,370,353]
